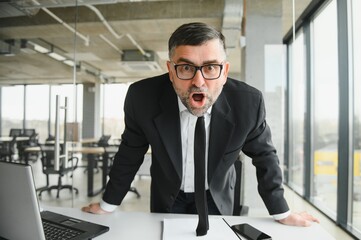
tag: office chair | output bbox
[17,130,39,162]
[37,144,79,198]
[23,128,36,137]
[90,135,140,198]
[20,133,40,162]
[84,135,112,173]
[9,128,22,137]
[0,137,17,162]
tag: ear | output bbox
[223,61,230,77]
[221,61,230,85]
[166,61,174,82]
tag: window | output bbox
[351,0,361,233]
[25,85,50,142]
[288,31,306,194]
[102,83,129,138]
[310,0,339,218]
[50,84,83,141]
[1,85,24,135]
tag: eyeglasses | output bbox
[171,62,224,80]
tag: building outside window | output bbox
[288,31,306,195]
[310,0,339,218]
[0,85,24,135]
[351,0,361,233]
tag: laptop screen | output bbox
[0,162,46,240]
[0,162,109,240]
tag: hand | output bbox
[81,202,111,214]
[277,212,320,227]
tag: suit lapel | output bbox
[153,83,183,179]
[153,82,235,182]
[208,93,235,182]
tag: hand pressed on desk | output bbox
[82,202,111,214]
[277,212,320,227]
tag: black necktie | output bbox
[194,116,209,236]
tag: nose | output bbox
[191,69,205,87]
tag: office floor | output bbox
[28,158,355,240]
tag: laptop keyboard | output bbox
[43,220,82,240]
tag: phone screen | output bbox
[231,223,272,240]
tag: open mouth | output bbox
[192,93,204,102]
[190,92,206,108]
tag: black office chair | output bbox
[84,135,112,173]
[18,130,39,161]
[37,144,79,198]
[90,135,140,198]
[20,133,40,162]
[9,128,22,138]
[0,137,17,162]
[23,128,36,137]
[233,156,249,216]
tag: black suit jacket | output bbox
[103,73,289,216]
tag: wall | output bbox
[243,0,285,215]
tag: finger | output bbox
[81,203,98,214]
[81,204,94,213]
[81,205,91,213]
[299,219,311,227]
[299,212,320,223]
[277,213,311,227]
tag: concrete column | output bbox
[82,82,101,139]
[243,0,285,215]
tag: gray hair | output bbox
[168,22,226,59]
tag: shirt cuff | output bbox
[100,199,118,212]
[272,210,291,220]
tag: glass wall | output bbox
[25,85,50,142]
[351,0,361,232]
[0,85,24,135]
[102,83,130,139]
[286,0,361,237]
[50,84,83,142]
[310,0,339,218]
[288,31,306,194]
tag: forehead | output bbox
[171,39,226,64]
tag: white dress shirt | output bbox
[178,97,211,192]
[100,97,290,219]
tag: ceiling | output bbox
[0,0,309,86]
[0,0,245,85]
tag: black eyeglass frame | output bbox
[171,62,224,80]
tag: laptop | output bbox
[0,161,109,240]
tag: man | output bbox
[82,22,319,227]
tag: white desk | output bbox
[0,136,29,142]
[45,206,335,240]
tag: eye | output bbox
[180,64,194,72]
[204,65,216,72]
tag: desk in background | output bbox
[68,146,110,197]
[24,145,112,197]
[0,136,29,142]
[0,136,30,162]
[44,206,336,240]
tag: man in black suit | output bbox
[82,22,318,227]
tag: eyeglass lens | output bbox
[175,64,222,80]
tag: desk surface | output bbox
[0,136,29,142]
[68,146,105,154]
[45,206,335,240]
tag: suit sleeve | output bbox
[102,84,149,205]
[242,94,289,215]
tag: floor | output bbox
[28,157,355,240]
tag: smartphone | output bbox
[231,223,272,240]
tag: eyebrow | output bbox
[175,57,221,65]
